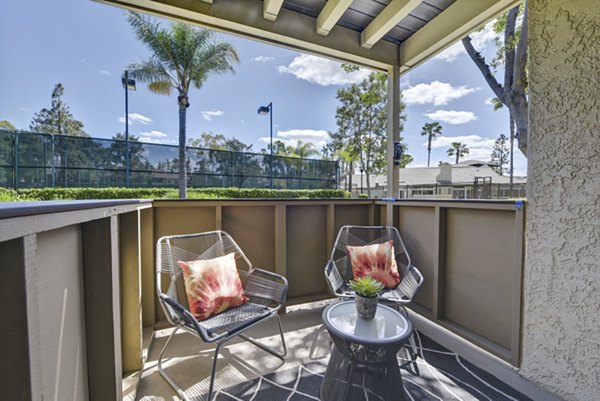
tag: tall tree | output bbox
[30,83,89,137]
[0,120,16,130]
[447,142,469,164]
[187,132,228,149]
[490,134,509,175]
[333,72,409,197]
[462,3,528,156]
[127,12,239,198]
[421,122,443,167]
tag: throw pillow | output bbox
[347,240,401,289]
[178,252,249,320]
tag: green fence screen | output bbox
[0,130,338,189]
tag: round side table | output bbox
[321,301,412,401]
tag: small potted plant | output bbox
[349,276,384,320]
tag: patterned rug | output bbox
[212,332,532,401]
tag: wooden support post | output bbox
[432,206,447,319]
[82,216,122,401]
[274,205,287,279]
[119,211,142,374]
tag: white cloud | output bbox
[251,56,274,62]
[278,55,371,86]
[424,110,477,125]
[429,135,496,161]
[259,129,330,149]
[118,113,152,125]
[99,70,112,76]
[200,110,224,121]
[139,130,168,139]
[138,130,175,144]
[403,81,479,106]
[435,23,496,62]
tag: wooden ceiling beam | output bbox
[400,0,521,72]
[317,0,353,36]
[361,0,422,49]
[94,0,399,71]
[263,0,284,22]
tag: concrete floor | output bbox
[134,302,554,401]
[136,303,334,401]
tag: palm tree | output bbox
[127,13,239,198]
[292,141,320,159]
[421,122,443,167]
[447,142,469,164]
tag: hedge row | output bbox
[4,187,350,201]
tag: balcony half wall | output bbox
[0,198,524,401]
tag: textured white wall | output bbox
[524,1,600,400]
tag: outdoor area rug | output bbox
[211,332,532,401]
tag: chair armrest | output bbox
[158,294,227,342]
[244,268,288,308]
[388,265,424,304]
[325,260,345,296]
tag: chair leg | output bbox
[238,314,287,359]
[399,331,420,375]
[207,342,224,401]
[157,327,192,401]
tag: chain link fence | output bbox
[0,130,338,189]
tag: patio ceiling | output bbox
[95,0,520,71]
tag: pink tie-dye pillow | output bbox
[177,253,249,321]
[347,240,401,289]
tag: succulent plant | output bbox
[349,276,384,298]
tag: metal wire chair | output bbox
[324,225,424,372]
[156,231,288,401]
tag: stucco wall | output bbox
[524,1,600,400]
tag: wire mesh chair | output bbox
[324,225,424,372]
[157,231,288,401]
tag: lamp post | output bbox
[360,168,364,195]
[122,71,136,187]
[257,102,273,188]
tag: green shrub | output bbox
[358,193,370,199]
[0,188,20,202]
[4,187,350,201]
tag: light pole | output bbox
[257,102,273,189]
[360,168,364,195]
[122,71,136,187]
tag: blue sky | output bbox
[0,0,526,175]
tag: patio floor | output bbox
[135,302,532,401]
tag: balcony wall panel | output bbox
[37,225,89,401]
[397,205,435,312]
[153,203,217,322]
[334,204,371,233]
[0,238,31,401]
[444,208,515,351]
[222,206,275,272]
[153,204,217,239]
[286,205,329,299]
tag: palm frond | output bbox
[126,59,175,97]
[127,12,182,75]
[190,42,240,89]
[147,81,173,95]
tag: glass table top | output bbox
[324,301,411,342]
